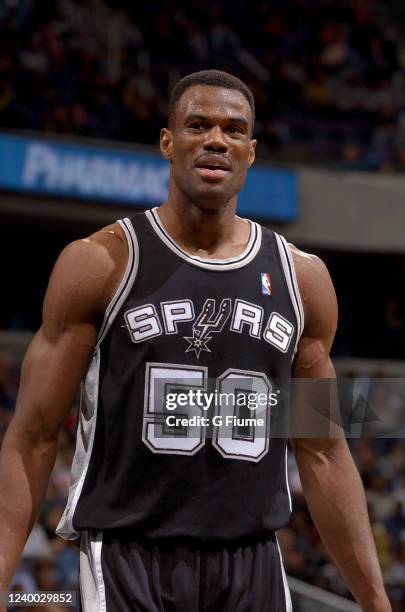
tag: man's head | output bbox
[160,69,257,210]
[168,70,256,134]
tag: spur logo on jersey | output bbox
[261,272,272,296]
[184,299,232,358]
[124,298,295,356]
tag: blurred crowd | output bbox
[2,0,405,170]
[284,437,405,610]
[0,353,79,611]
[282,373,405,609]
[1,352,405,608]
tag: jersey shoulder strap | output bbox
[272,230,305,353]
[96,217,140,347]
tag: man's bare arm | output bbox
[0,225,127,591]
[291,249,390,612]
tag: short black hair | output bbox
[168,69,255,133]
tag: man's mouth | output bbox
[194,155,231,180]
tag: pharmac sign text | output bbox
[0,133,298,221]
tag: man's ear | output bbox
[248,139,257,168]
[160,128,173,162]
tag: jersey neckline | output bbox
[145,207,262,271]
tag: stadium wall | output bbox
[1,132,405,254]
[283,167,405,254]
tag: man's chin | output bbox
[191,188,235,211]
[190,181,238,206]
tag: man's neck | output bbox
[157,198,250,257]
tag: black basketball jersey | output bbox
[57,207,304,543]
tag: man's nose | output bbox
[203,126,228,152]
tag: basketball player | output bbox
[0,71,391,611]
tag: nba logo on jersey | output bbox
[261,272,272,295]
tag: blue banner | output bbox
[0,134,297,221]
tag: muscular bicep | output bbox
[290,249,342,443]
[292,251,338,379]
[8,323,97,444]
[6,228,127,446]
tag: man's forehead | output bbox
[178,85,252,120]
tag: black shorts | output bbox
[79,530,292,612]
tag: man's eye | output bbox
[226,126,243,134]
[189,123,204,130]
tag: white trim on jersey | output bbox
[96,217,140,347]
[79,530,107,612]
[274,233,305,357]
[276,535,293,612]
[56,350,101,539]
[285,446,292,513]
[145,207,262,271]
[56,217,139,540]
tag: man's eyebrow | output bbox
[185,114,208,122]
[226,116,250,128]
[185,113,250,127]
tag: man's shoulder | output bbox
[44,222,129,323]
[62,221,127,271]
[288,243,329,282]
[286,243,337,337]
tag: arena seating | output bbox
[1,0,405,170]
